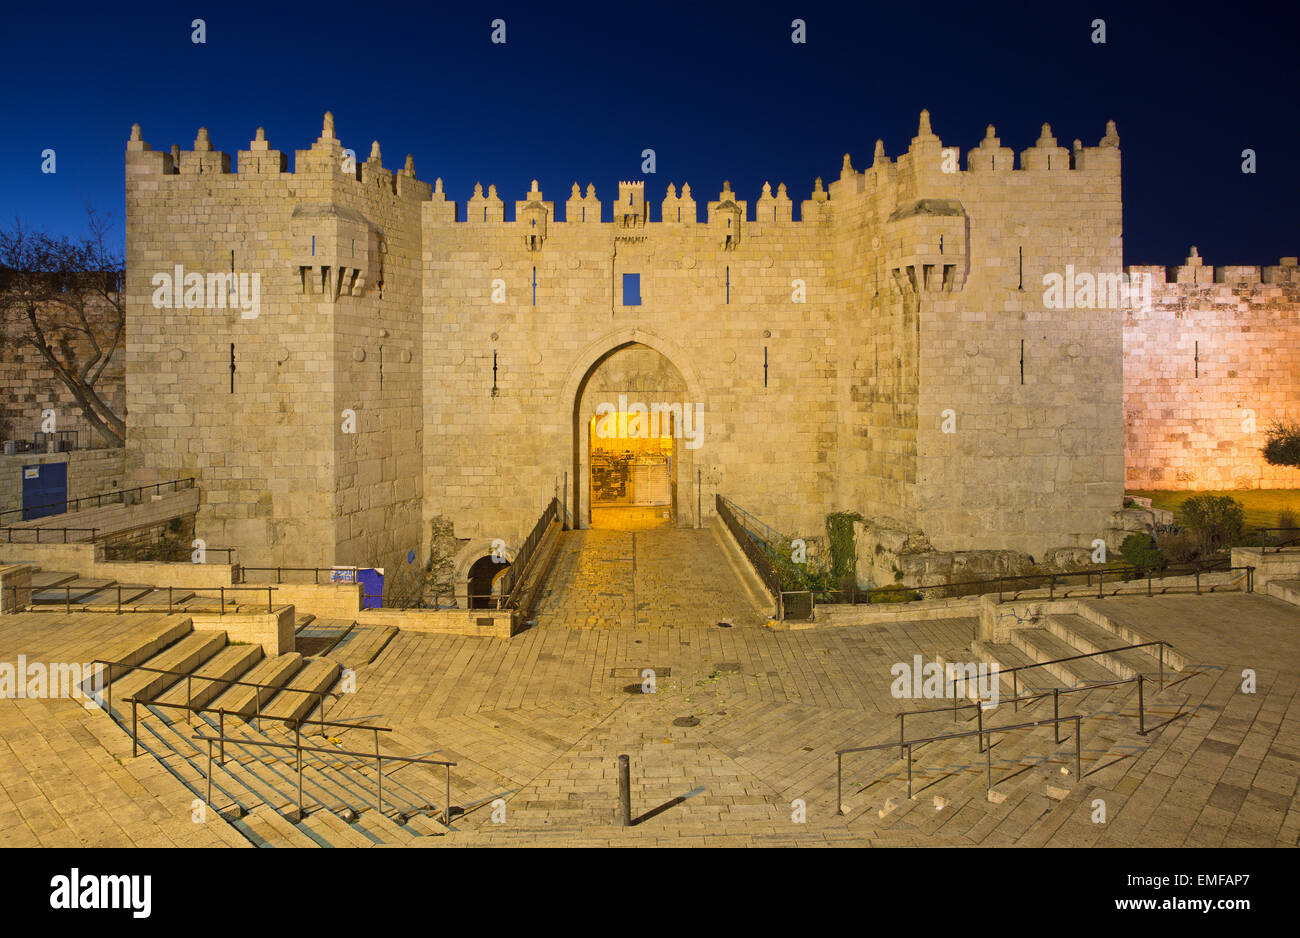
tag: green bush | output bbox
[1120,533,1166,571]
[825,511,863,582]
[1262,420,1300,468]
[1279,508,1298,530]
[868,587,921,603]
[1178,495,1245,553]
[1155,529,1200,565]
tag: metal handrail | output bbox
[239,565,354,585]
[30,584,276,615]
[718,496,791,551]
[0,477,196,524]
[837,714,1085,808]
[964,640,1169,708]
[497,498,560,608]
[898,674,1164,756]
[1258,527,1300,553]
[790,563,1255,614]
[124,694,388,763]
[717,495,784,614]
[191,731,456,821]
[1,526,99,544]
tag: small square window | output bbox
[623,273,642,306]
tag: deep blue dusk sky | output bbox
[1,0,1295,267]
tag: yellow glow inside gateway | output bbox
[589,412,675,526]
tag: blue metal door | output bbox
[357,568,384,609]
[22,463,68,521]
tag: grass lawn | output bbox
[1128,489,1300,530]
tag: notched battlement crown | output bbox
[125,110,1122,229]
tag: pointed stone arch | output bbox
[560,328,707,529]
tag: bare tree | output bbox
[0,208,126,447]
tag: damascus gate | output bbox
[119,110,1297,602]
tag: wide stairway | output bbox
[827,605,1202,845]
[89,614,455,847]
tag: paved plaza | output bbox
[4,530,1297,848]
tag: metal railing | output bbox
[899,673,1163,756]
[837,714,1085,808]
[239,565,349,585]
[125,695,387,762]
[1258,527,1300,553]
[89,657,326,733]
[839,639,1190,809]
[947,640,1171,717]
[16,584,276,615]
[782,562,1254,619]
[191,731,457,822]
[717,495,784,614]
[1,526,99,544]
[497,498,559,609]
[718,496,791,557]
[0,477,196,524]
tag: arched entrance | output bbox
[466,554,509,608]
[572,342,696,529]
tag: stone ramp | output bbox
[533,528,769,630]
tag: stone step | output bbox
[153,644,265,712]
[28,570,78,589]
[131,713,265,816]
[326,625,397,671]
[1043,614,1168,680]
[207,653,304,718]
[970,639,1069,696]
[112,631,228,706]
[239,806,318,848]
[125,588,198,608]
[97,616,195,683]
[260,658,341,723]
[352,808,421,845]
[301,808,376,847]
[1072,603,1188,670]
[1266,578,1300,608]
[295,618,354,657]
[1008,629,1121,686]
[81,585,158,607]
[147,711,296,815]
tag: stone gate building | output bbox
[119,111,1299,598]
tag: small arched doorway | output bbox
[467,554,509,609]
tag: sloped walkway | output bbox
[532,528,769,629]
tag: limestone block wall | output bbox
[309,139,429,600]
[829,148,919,529]
[421,179,839,552]
[908,119,1124,557]
[1124,257,1300,490]
[124,121,357,570]
[0,294,125,449]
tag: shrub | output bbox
[1262,420,1300,468]
[1178,495,1245,553]
[825,511,863,582]
[1120,533,1166,571]
[1156,529,1200,565]
[1279,508,1299,530]
[869,587,921,603]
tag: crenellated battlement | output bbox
[1126,249,1300,290]
[126,112,432,204]
[128,110,1123,238]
